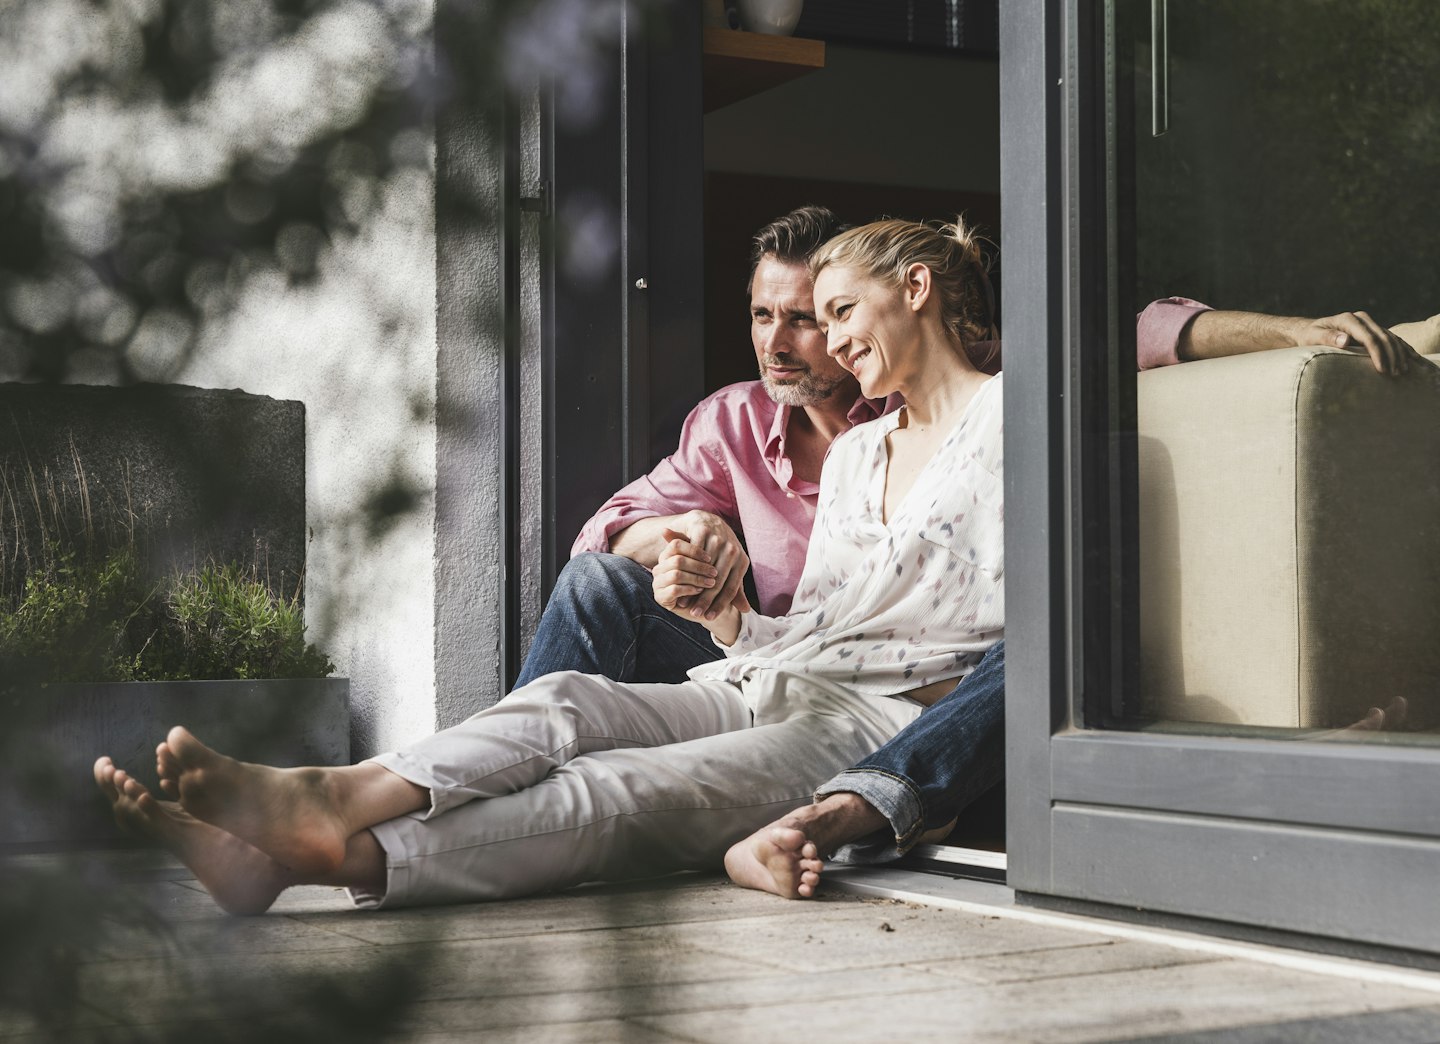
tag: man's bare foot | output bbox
[1342,696,1409,732]
[726,792,890,899]
[93,756,293,915]
[155,726,351,874]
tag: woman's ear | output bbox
[904,262,932,312]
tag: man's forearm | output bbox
[607,516,684,568]
[1177,308,1416,375]
[1177,310,1310,361]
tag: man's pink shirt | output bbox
[572,297,1209,615]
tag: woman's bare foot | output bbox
[724,825,826,899]
[154,726,354,874]
[93,756,293,916]
[726,793,890,899]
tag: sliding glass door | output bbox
[1003,0,1440,955]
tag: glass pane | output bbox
[1109,0,1440,742]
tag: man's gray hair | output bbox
[747,205,850,291]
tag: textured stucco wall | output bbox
[432,91,504,728]
[185,166,438,756]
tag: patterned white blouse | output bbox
[689,374,1004,698]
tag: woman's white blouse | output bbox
[689,374,1004,698]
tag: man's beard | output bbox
[759,360,851,407]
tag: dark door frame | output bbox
[1000,0,1440,958]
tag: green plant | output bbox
[134,563,335,681]
[0,549,150,683]
[0,549,333,684]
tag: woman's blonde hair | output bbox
[808,217,992,346]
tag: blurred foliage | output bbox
[0,857,169,1041]
[0,853,431,1042]
[0,0,434,384]
[0,0,663,1038]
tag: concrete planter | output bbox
[3,678,349,848]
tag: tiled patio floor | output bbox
[6,851,1440,1042]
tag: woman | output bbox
[92,217,1004,914]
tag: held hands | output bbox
[652,525,746,647]
[662,510,752,618]
[1291,311,1421,376]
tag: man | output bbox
[517,205,1426,899]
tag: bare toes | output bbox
[94,758,118,798]
[157,741,180,779]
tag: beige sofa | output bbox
[1137,317,1440,730]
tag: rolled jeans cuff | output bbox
[814,767,926,864]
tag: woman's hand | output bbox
[652,529,744,646]
[610,510,752,617]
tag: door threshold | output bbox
[899,843,1006,882]
[823,864,1440,994]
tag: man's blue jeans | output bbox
[817,640,1005,863]
[514,553,720,688]
[517,553,1005,864]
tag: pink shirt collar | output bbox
[761,394,897,497]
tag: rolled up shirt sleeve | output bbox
[571,404,740,558]
[1136,297,1212,370]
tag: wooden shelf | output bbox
[702,28,825,113]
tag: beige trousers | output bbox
[354,668,922,908]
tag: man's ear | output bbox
[904,262,932,312]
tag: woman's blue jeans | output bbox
[818,640,1005,862]
[515,553,1006,861]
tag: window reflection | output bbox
[1116,0,1440,740]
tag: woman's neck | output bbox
[894,337,989,432]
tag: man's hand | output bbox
[652,529,743,646]
[1288,311,1420,377]
[611,509,752,617]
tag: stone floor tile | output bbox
[618,900,1111,973]
[1116,1003,1440,1044]
[636,957,1440,1044]
[401,965,937,1031]
[287,873,844,945]
[395,1019,689,1044]
[909,938,1224,985]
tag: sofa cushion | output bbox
[1391,313,1440,355]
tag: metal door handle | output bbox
[1152,0,1169,136]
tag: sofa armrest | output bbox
[1138,347,1440,729]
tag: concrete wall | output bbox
[184,164,438,756]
